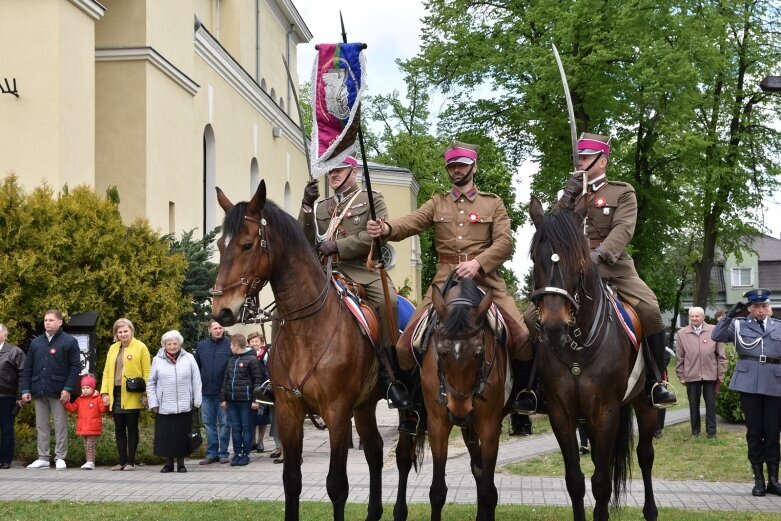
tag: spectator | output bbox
[220,334,263,466]
[712,289,781,496]
[63,375,108,469]
[147,330,202,473]
[194,320,232,465]
[676,307,727,438]
[21,309,80,470]
[100,318,151,471]
[0,323,26,469]
[509,412,532,437]
[248,332,270,453]
[715,309,726,322]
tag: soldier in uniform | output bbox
[298,156,411,410]
[545,133,677,409]
[712,288,781,497]
[366,141,532,407]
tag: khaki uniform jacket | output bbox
[675,323,727,383]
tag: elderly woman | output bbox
[147,330,202,473]
[100,318,151,471]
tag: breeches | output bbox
[362,276,398,348]
[604,274,664,335]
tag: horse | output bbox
[528,196,659,521]
[395,277,510,521]
[210,180,395,521]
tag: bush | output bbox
[715,343,745,423]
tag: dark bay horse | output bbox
[396,278,510,521]
[210,180,389,521]
[528,196,659,521]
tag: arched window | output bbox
[250,157,260,194]
[203,125,217,237]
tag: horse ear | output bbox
[216,187,233,213]
[248,179,267,212]
[431,284,446,316]
[529,196,545,228]
[477,288,493,317]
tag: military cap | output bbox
[444,140,479,165]
[744,288,771,305]
[329,155,358,171]
[577,132,611,157]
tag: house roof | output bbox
[753,234,781,261]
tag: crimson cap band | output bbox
[576,132,611,157]
[329,156,358,171]
[744,288,771,305]
[444,140,479,165]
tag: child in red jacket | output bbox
[63,375,109,469]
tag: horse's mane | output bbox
[530,209,590,269]
[442,278,485,337]
[222,198,311,254]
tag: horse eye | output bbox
[241,243,253,252]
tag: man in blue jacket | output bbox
[21,310,80,470]
[195,320,232,464]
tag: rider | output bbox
[298,156,411,410]
[537,132,677,409]
[367,141,532,430]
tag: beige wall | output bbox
[0,0,99,190]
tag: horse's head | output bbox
[529,196,592,348]
[430,279,493,425]
[210,180,271,326]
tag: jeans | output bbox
[227,401,254,457]
[0,397,17,464]
[201,394,230,459]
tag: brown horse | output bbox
[396,277,510,521]
[528,196,659,521]
[210,180,390,521]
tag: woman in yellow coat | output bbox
[100,318,151,471]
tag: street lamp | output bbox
[760,76,781,92]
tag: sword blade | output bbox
[552,44,579,174]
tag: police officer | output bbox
[299,156,410,410]
[711,288,781,497]
[552,133,676,409]
[366,141,532,420]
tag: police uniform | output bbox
[711,288,781,496]
[299,185,398,348]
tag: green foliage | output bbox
[716,343,745,423]
[166,228,219,348]
[0,175,189,363]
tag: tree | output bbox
[409,0,781,309]
[0,175,189,355]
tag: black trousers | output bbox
[686,380,717,435]
[740,392,781,465]
[113,411,141,466]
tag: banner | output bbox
[310,42,366,177]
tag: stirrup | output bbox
[384,380,411,410]
[513,389,538,415]
[650,381,677,409]
[398,409,420,435]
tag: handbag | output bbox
[125,377,146,393]
[188,410,203,453]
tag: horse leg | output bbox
[354,403,383,521]
[633,396,659,521]
[587,409,621,521]
[474,418,501,521]
[428,414,452,521]
[277,399,305,521]
[394,425,415,521]
[324,408,352,521]
[549,412,586,521]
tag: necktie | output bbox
[758,320,765,332]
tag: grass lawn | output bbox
[0,500,777,520]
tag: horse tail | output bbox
[412,430,427,473]
[611,403,633,508]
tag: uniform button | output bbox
[459,223,464,227]
[460,210,464,214]
[460,199,465,203]
[457,236,463,240]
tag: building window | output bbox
[380,244,396,269]
[731,267,753,287]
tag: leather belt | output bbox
[438,254,475,264]
[739,354,781,364]
[589,239,603,249]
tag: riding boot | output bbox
[511,359,538,414]
[644,331,677,408]
[766,463,781,496]
[397,368,425,435]
[378,347,412,410]
[752,463,767,496]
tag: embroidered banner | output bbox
[310,42,366,177]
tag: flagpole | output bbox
[282,55,312,179]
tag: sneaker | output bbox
[229,455,240,466]
[237,455,250,466]
[110,464,125,471]
[81,461,95,470]
[27,459,50,469]
[219,457,230,464]
[199,456,219,465]
[55,459,67,470]
[124,464,135,471]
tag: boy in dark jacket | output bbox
[220,334,263,466]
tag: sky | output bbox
[292,0,780,289]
